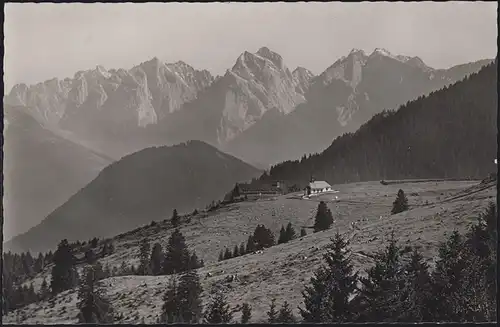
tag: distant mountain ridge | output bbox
[3,105,112,242]
[257,60,497,186]
[223,49,493,166]
[5,47,492,165]
[4,140,261,254]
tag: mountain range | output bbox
[5,47,491,166]
[3,47,493,244]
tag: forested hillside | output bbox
[259,60,497,186]
[5,141,261,254]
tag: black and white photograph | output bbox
[2,2,498,324]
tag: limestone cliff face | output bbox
[5,60,214,130]
[215,47,311,144]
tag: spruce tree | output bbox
[246,235,256,253]
[391,189,409,214]
[277,301,296,323]
[39,278,50,301]
[465,203,497,321]
[176,270,204,323]
[301,228,307,237]
[431,231,467,321]
[77,265,114,323]
[267,298,278,323]
[85,249,96,264]
[300,231,359,322]
[50,239,78,294]
[150,243,163,276]
[138,238,151,275]
[239,243,246,256]
[188,253,202,270]
[90,237,99,248]
[357,232,405,322]
[93,261,105,281]
[171,209,180,228]
[253,224,276,249]
[218,250,224,262]
[204,291,233,323]
[397,248,433,322]
[233,245,240,258]
[160,277,180,323]
[241,303,252,323]
[162,229,191,275]
[313,201,334,232]
[278,225,287,244]
[285,222,297,242]
[224,247,233,260]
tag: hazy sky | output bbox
[4,2,497,91]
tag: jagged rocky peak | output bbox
[369,47,416,65]
[292,66,314,78]
[319,48,368,88]
[406,56,432,71]
[232,47,287,74]
[139,57,164,69]
[292,66,315,94]
[256,46,284,68]
[349,48,367,56]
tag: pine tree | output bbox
[464,203,497,321]
[171,209,180,228]
[278,225,287,244]
[39,278,50,301]
[300,231,359,322]
[277,301,296,323]
[138,238,151,275]
[241,303,252,323]
[50,239,78,294]
[233,245,240,258]
[431,231,468,321]
[313,201,334,232]
[149,243,163,275]
[397,248,433,322]
[239,243,246,256]
[224,247,233,260]
[391,189,409,214]
[301,228,307,237]
[176,270,204,323]
[285,222,297,242]
[204,291,233,323]
[267,298,278,323]
[93,261,106,281]
[189,253,202,270]
[357,232,405,322]
[85,249,97,264]
[159,277,180,323]
[246,235,256,253]
[253,224,276,250]
[90,237,99,248]
[77,265,114,323]
[162,229,191,275]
